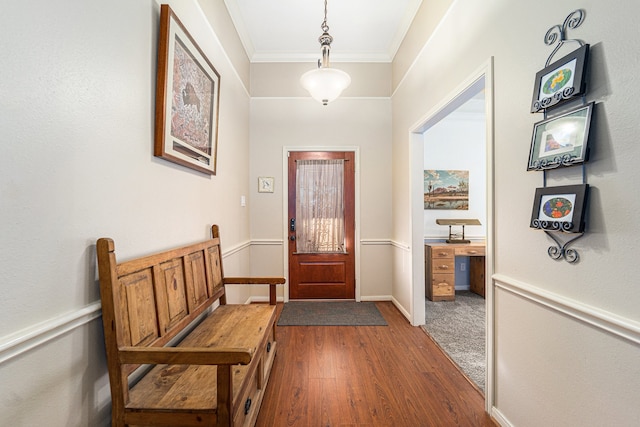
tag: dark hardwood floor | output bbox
[256,301,495,427]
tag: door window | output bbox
[295,159,345,253]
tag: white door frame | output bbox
[281,146,361,303]
[408,58,495,411]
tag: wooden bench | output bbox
[97,225,285,427]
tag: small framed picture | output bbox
[530,184,588,233]
[258,177,274,193]
[531,44,589,113]
[527,102,593,171]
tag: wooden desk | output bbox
[425,242,485,301]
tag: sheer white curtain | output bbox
[296,159,345,253]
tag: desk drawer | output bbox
[430,247,454,259]
[454,246,485,256]
[431,258,454,273]
[431,274,454,300]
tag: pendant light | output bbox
[300,0,351,106]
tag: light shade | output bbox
[300,67,351,105]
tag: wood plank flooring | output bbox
[256,301,495,427]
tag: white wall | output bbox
[0,0,252,424]
[393,0,640,425]
[423,103,487,239]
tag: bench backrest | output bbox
[97,225,227,363]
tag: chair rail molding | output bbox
[0,302,102,365]
[493,273,640,345]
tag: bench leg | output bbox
[269,284,277,305]
[217,365,233,427]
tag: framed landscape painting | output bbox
[154,4,220,175]
[424,170,469,210]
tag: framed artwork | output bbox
[154,4,221,175]
[527,102,593,170]
[424,170,469,210]
[531,44,589,113]
[258,177,274,193]
[530,184,588,233]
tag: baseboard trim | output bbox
[493,273,640,345]
[0,302,102,365]
[361,295,393,302]
[491,406,513,427]
[245,296,286,304]
[391,296,411,321]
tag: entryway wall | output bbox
[248,98,394,303]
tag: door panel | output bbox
[288,151,355,299]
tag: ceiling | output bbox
[223,0,423,63]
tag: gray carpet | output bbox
[422,291,485,391]
[278,301,388,326]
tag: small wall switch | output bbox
[240,196,246,207]
[460,263,466,271]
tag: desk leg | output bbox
[469,256,485,298]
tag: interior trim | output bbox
[250,239,283,245]
[493,273,640,345]
[221,239,251,257]
[390,240,411,251]
[0,238,404,365]
[0,240,254,365]
[0,302,102,365]
[361,239,392,245]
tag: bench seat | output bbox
[97,225,284,427]
[127,305,276,414]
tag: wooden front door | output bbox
[288,151,355,299]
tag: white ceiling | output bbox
[223,0,423,63]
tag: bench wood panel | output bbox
[97,224,284,427]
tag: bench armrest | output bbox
[118,346,253,365]
[223,277,285,305]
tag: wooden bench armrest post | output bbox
[223,277,285,305]
[118,346,253,365]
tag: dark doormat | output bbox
[277,301,388,326]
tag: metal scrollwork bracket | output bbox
[544,9,586,66]
[532,219,584,263]
[543,230,585,263]
[533,10,588,265]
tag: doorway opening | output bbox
[409,59,494,409]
